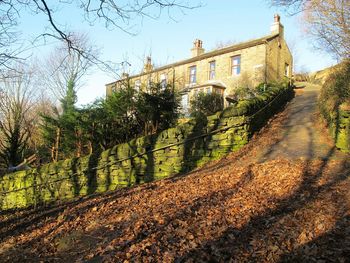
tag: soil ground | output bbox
[0,83,349,262]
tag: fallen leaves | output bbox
[0,106,349,262]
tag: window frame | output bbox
[160,73,167,89]
[231,55,241,76]
[189,65,197,84]
[208,61,216,80]
[134,79,141,92]
[285,63,290,77]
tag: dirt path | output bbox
[245,83,347,163]
[0,86,349,262]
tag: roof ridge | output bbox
[106,33,280,86]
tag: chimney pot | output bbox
[146,56,152,64]
[143,56,153,73]
[270,14,284,37]
[274,14,280,23]
[191,39,205,57]
[194,39,202,48]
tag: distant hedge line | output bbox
[0,84,294,210]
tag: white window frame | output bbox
[189,65,197,84]
[160,73,167,89]
[209,61,216,80]
[231,55,241,76]
[135,79,141,92]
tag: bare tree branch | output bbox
[270,0,350,59]
[0,64,39,168]
[0,0,200,74]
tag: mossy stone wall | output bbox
[321,104,350,152]
[0,85,294,210]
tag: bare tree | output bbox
[212,39,237,50]
[40,33,98,102]
[270,0,350,59]
[0,1,200,72]
[0,66,37,168]
[270,0,310,13]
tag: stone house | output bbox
[106,14,293,112]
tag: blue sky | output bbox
[20,0,336,105]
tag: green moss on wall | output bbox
[320,103,350,153]
[0,85,293,210]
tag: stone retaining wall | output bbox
[0,84,294,210]
[320,103,350,152]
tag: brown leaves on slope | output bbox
[0,156,349,262]
[0,102,349,262]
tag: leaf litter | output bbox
[0,104,349,262]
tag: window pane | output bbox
[135,80,141,92]
[189,66,197,83]
[210,61,215,70]
[160,73,167,89]
[181,94,189,111]
[209,61,215,80]
[233,56,240,65]
[209,71,214,80]
[232,55,241,76]
[285,63,289,76]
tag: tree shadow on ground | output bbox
[280,214,350,262]
[179,115,212,174]
[175,89,350,262]
[1,87,349,262]
[0,166,256,262]
[177,153,350,262]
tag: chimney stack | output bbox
[121,72,129,79]
[191,39,205,57]
[143,56,153,73]
[270,14,284,37]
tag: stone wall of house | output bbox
[106,36,293,101]
[266,36,293,82]
[106,43,268,98]
[0,84,294,211]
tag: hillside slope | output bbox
[0,83,349,262]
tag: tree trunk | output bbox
[54,127,61,162]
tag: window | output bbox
[181,94,189,114]
[160,73,167,89]
[206,87,211,94]
[135,79,141,92]
[189,65,197,84]
[231,55,241,76]
[209,61,216,80]
[285,63,290,77]
[120,80,128,89]
[146,78,152,93]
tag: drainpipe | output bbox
[172,67,175,93]
[264,40,268,84]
